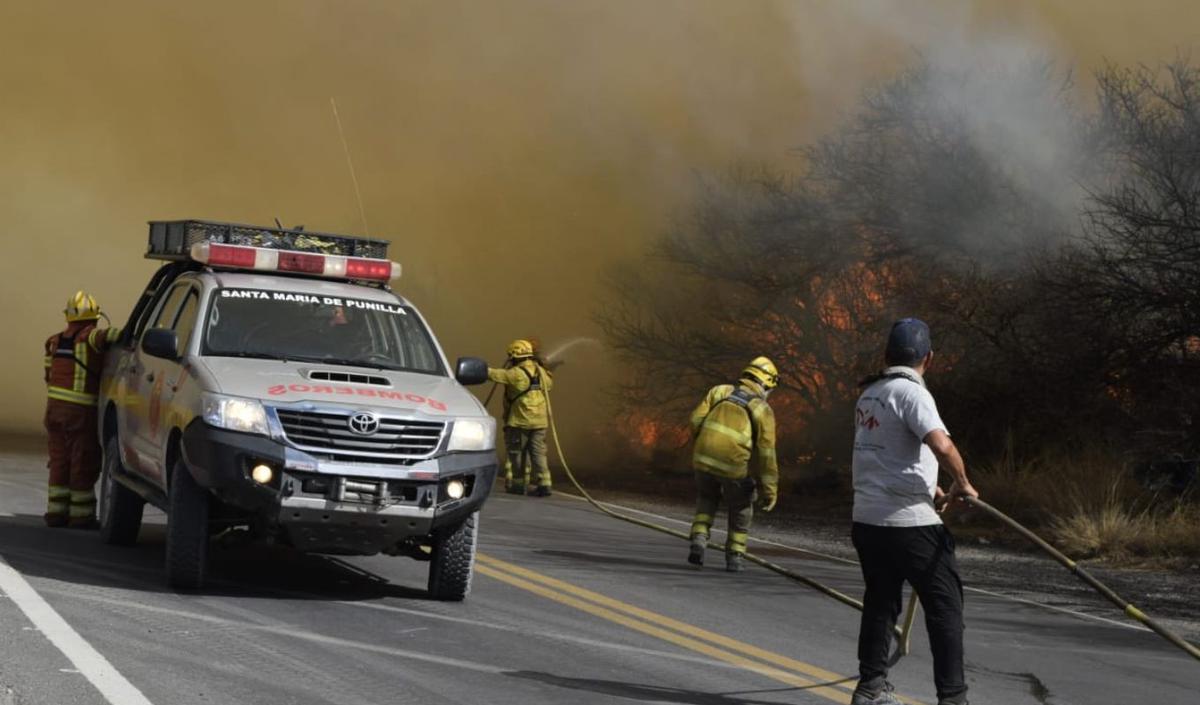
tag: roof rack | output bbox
[146,220,390,261]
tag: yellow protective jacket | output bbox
[44,323,121,406]
[488,360,553,430]
[690,380,779,502]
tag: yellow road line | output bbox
[480,553,850,682]
[477,556,926,705]
[476,563,855,704]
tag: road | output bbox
[0,444,1197,705]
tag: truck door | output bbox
[126,282,193,485]
[146,288,200,482]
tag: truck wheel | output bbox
[165,458,210,590]
[427,512,478,602]
[98,441,144,546]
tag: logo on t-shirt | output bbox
[856,405,880,430]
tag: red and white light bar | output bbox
[190,243,401,281]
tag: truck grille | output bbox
[275,409,445,461]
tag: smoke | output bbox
[839,2,1088,263]
[1,1,1197,454]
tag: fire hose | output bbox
[538,391,1200,665]
[963,497,1200,663]
[540,390,920,662]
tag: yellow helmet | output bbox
[742,356,779,390]
[506,339,534,360]
[64,290,101,322]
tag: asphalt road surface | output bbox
[0,446,1197,705]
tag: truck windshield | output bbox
[202,288,444,375]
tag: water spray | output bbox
[542,336,601,364]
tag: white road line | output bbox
[41,580,740,675]
[552,490,1150,632]
[44,589,508,675]
[17,549,732,670]
[0,477,44,492]
[0,555,154,705]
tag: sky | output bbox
[1,0,1196,445]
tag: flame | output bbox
[615,409,691,456]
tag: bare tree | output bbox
[1045,60,1200,455]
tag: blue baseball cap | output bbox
[885,318,931,366]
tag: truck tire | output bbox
[165,457,209,590]
[98,441,144,546]
[427,512,478,602]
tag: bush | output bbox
[1051,503,1200,565]
[967,447,1200,564]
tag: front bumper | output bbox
[181,420,496,553]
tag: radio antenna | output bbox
[330,97,370,236]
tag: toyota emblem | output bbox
[348,412,380,436]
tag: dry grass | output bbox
[969,446,1200,565]
[1052,503,1200,564]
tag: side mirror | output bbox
[455,357,489,386]
[142,328,180,361]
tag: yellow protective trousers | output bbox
[690,471,755,555]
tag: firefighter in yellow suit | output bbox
[498,337,562,493]
[489,339,554,497]
[688,357,780,571]
[43,292,121,528]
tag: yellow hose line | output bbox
[964,497,1200,664]
[535,390,1198,665]
[541,391,915,650]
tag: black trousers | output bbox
[851,522,967,702]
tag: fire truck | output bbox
[96,221,496,598]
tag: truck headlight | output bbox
[202,393,270,436]
[447,418,496,452]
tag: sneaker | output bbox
[936,693,969,705]
[506,481,526,495]
[725,552,745,572]
[850,681,900,705]
[687,536,706,566]
[533,485,552,497]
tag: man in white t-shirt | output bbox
[849,318,979,705]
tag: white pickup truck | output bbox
[97,220,496,598]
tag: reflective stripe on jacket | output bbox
[689,381,779,499]
[44,323,119,406]
[488,360,553,429]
